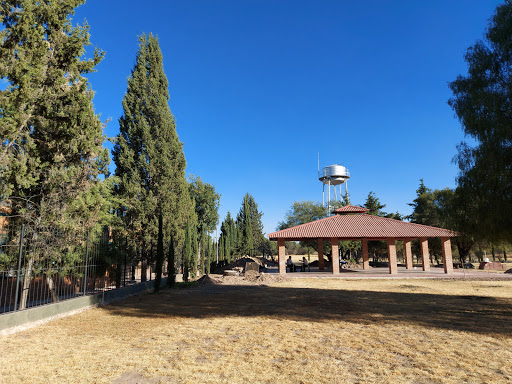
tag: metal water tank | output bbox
[318,164,350,185]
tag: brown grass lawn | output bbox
[1,277,512,384]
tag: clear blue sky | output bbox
[74,0,501,235]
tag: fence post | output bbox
[14,224,25,312]
[83,231,90,296]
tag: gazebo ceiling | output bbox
[268,213,457,240]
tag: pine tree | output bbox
[364,192,386,216]
[0,1,109,227]
[113,33,191,262]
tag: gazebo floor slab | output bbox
[265,266,512,280]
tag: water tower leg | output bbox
[328,179,331,213]
[322,184,325,207]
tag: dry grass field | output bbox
[1,276,512,383]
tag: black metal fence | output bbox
[0,223,151,314]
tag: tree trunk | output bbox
[46,275,59,303]
[19,257,34,310]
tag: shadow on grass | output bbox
[105,284,512,337]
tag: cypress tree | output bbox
[113,33,191,266]
[205,235,212,274]
[183,219,192,283]
[154,213,164,292]
[167,234,176,287]
[200,228,206,275]
[191,223,198,278]
[0,1,109,227]
[242,195,254,256]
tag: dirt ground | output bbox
[1,275,512,383]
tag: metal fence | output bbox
[0,223,153,314]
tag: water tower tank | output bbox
[318,164,350,185]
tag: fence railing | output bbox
[0,223,154,315]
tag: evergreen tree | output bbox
[167,234,176,287]
[0,0,109,227]
[191,222,198,277]
[183,219,192,283]
[407,180,437,225]
[154,212,164,292]
[245,194,265,252]
[242,195,254,256]
[112,33,191,262]
[364,192,386,216]
[219,236,225,264]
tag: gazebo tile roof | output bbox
[332,205,369,214]
[268,214,457,240]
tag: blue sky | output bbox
[73,0,502,235]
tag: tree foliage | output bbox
[277,201,326,231]
[154,212,164,292]
[112,33,192,265]
[188,175,220,272]
[448,0,512,242]
[0,0,109,229]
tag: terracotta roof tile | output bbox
[332,205,369,214]
[268,214,457,240]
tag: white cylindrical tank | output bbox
[318,164,350,185]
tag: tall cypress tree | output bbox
[0,0,109,227]
[154,212,164,292]
[183,219,192,283]
[113,33,191,261]
[167,234,176,287]
[242,195,254,256]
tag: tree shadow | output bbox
[104,283,512,337]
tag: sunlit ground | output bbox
[1,277,512,383]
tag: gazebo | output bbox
[267,205,458,275]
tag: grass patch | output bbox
[1,277,511,383]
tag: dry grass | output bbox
[1,277,512,383]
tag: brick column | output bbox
[331,238,339,274]
[441,237,453,274]
[317,238,324,271]
[362,238,369,270]
[387,239,398,274]
[404,239,413,270]
[278,238,286,275]
[420,238,430,271]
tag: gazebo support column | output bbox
[404,239,413,270]
[441,237,453,274]
[331,238,339,274]
[278,239,286,275]
[362,238,369,270]
[317,238,324,271]
[387,239,398,274]
[420,238,430,271]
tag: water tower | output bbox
[318,164,350,213]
